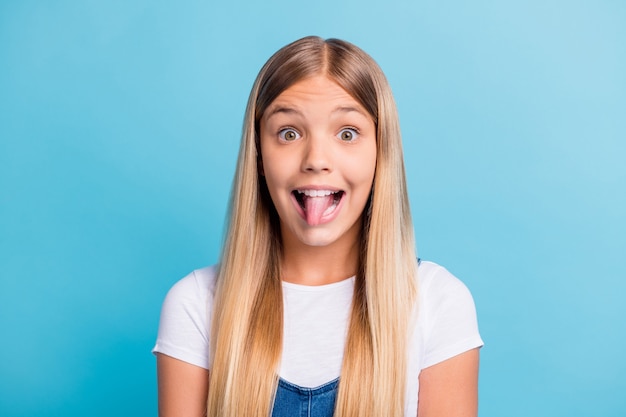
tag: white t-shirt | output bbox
[153,261,483,415]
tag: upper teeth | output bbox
[298,189,337,197]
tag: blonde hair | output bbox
[208,36,418,416]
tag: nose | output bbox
[301,133,332,173]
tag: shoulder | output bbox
[159,264,218,333]
[417,260,474,304]
[164,265,218,303]
[415,260,483,368]
[153,265,218,370]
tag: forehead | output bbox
[264,75,369,119]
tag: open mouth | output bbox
[292,189,344,226]
[293,189,343,209]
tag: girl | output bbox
[154,36,483,417]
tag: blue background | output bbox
[1,1,624,416]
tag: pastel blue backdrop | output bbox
[1,1,624,416]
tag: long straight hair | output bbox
[207,36,418,416]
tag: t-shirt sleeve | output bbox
[152,266,216,370]
[420,262,484,369]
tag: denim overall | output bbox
[271,377,339,417]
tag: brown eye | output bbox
[279,128,300,141]
[338,128,358,142]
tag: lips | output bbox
[292,189,345,226]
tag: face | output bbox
[259,75,377,250]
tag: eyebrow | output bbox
[333,106,368,117]
[265,106,303,119]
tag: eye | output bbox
[338,127,359,142]
[278,128,301,142]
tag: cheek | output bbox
[263,154,290,183]
[260,153,296,206]
[345,149,377,188]
[262,165,283,196]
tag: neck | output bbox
[279,232,361,286]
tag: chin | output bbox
[297,235,336,248]
[293,229,343,248]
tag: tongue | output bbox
[304,195,335,226]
